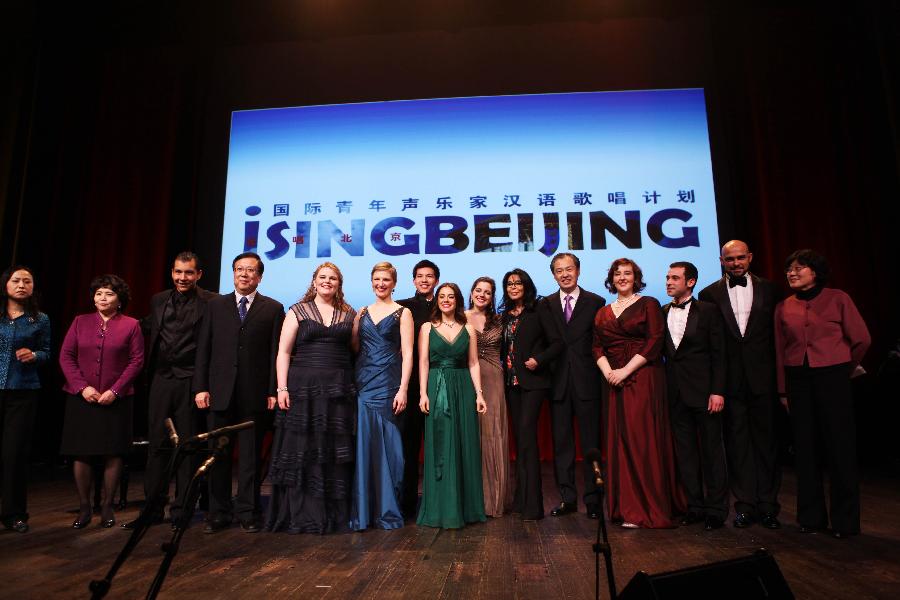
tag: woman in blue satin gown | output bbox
[350,262,414,530]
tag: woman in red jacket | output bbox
[775,249,870,538]
[59,275,144,529]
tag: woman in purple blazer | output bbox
[59,274,144,528]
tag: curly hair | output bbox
[300,262,350,311]
[604,258,647,294]
[90,274,131,312]
[429,282,468,326]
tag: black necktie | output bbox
[728,275,747,288]
[671,298,692,310]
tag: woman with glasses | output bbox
[500,269,552,521]
[59,274,144,529]
[775,250,870,538]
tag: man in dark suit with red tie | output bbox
[193,252,284,533]
[698,240,782,529]
[663,262,728,530]
[538,253,606,519]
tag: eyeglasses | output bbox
[785,265,810,274]
[234,267,258,275]
[506,281,524,288]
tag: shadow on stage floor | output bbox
[1,463,898,599]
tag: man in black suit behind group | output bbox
[538,253,606,519]
[663,262,728,530]
[396,259,439,517]
[130,252,216,528]
[698,240,782,529]
[193,252,284,533]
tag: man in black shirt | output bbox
[129,252,216,527]
[397,259,439,517]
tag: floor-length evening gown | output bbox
[417,326,486,528]
[592,296,685,528]
[350,306,406,530]
[266,302,356,534]
[475,318,510,517]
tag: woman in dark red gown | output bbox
[592,258,684,528]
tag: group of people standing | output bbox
[0,238,870,541]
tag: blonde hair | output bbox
[370,261,397,283]
[300,262,350,310]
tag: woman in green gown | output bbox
[417,282,488,528]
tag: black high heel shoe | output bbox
[72,506,92,529]
[100,506,115,528]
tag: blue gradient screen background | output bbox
[220,90,721,309]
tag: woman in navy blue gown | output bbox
[350,262,414,530]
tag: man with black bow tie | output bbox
[663,262,728,530]
[698,240,782,529]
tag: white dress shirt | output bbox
[667,297,692,350]
[726,274,753,337]
[235,290,258,310]
[559,287,581,312]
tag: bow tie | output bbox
[728,275,747,288]
[671,298,692,310]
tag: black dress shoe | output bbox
[72,515,92,529]
[203,518,231,534]
[760,514,781,529]
[9,519,29,533]
[586,505,600,519]
[733,512,755,528]
[680,512,703,526]
[239,519,260,533]
[550,502,577,517]
[704,516,725,530]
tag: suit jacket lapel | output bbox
[568,287,590,326]
[242,292,265,326]
[230,292,243,326]
[744,274,763,336]
[680,302,700,353]
[662,305,677,356]
[550,292,567,334]
[153,292,169,330]
[714,278,742,339]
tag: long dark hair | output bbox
[1,265,40,318]
[499,268,540,314]
[468,276,498,323]
[430,282,468,325]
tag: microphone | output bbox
[584,448,604,486]
[185,420,254,444]
[196,437,230,475]
[164,418,179,446]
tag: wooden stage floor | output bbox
[1,464,898,599]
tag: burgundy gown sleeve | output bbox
[592,307,607,362]
[637,298,664,362]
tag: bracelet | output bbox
[276,386,289,392]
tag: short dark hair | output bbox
[1,265,40,318]
[784,249,829,287]
[174,251,202,271]
[90,274,131,312]
[412,259,440,281]
[430,282,467,325]
[604,258,647,293]
[499,268,541,314]
[550,252,580,273]
[669,261,699,290]
[231,252,264,276]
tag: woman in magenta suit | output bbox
[59,274,144,529]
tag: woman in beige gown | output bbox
[466,277,509,517]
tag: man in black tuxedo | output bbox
[193,252,284,533]
[127,252,216,528]
[397,259,439,517]
[698,240,781,529]
[663,262,728,530]
[538,253,606,519]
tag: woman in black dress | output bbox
[500,269,553,521]
[267,262,357,534]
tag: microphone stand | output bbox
[145,436,230,600]
[592,469,616,600]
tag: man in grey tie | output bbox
[538,253,606,519]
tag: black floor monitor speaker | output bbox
[618,549,793,600]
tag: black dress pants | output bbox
[399,380,425,516]
[670,395,728,519]
[550,389,600,508]
[0,389,37,524]
[507,386,546,519]
[208,402,269,521]
[785,362,859,533]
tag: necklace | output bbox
[615,294,639,306]
[441,320,456,329]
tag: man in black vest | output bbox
[193,252,284,533]
[125,252,216,529]
[538,253,605,519]
[698,240,781,529]
[663,262,728,530]
[397,259,439,517]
